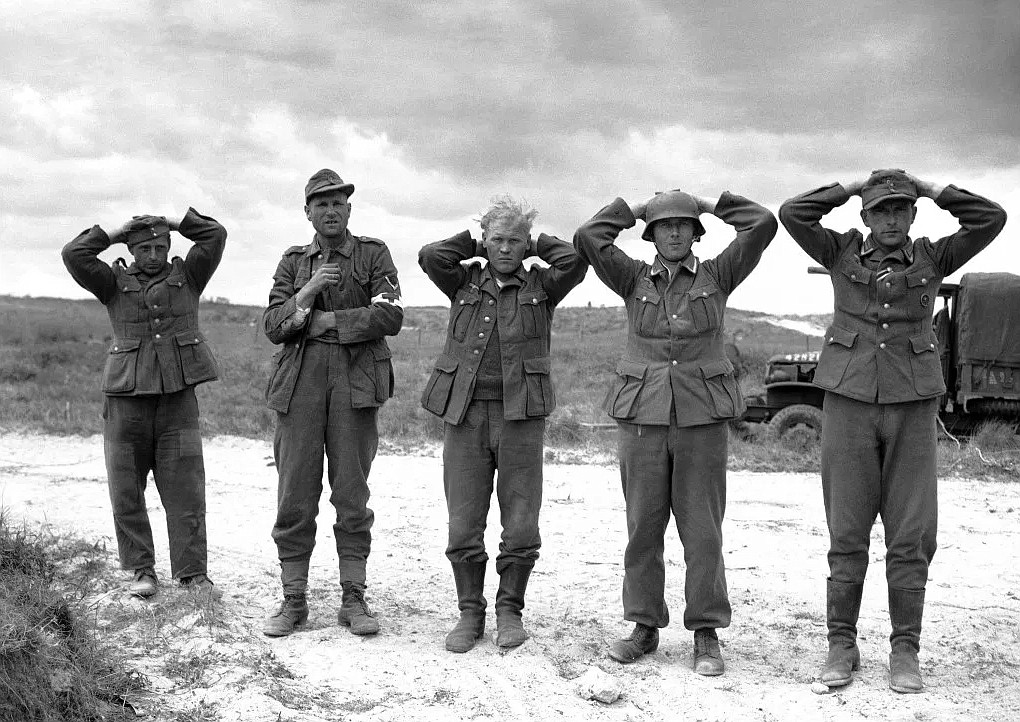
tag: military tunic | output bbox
[575,194,777,630]
[779,183,1007,588]
[419,231,587,571]
[263,231,402,584]
[61,208,226,579]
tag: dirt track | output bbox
[1,432,1018,721]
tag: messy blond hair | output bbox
[479,195,538,234]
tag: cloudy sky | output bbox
[1,0,1017,314]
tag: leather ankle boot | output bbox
[608,623,659,663]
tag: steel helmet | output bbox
[641,191,706,241]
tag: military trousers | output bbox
[617,419,731,630]
[443,399,545,573]
[103,388,207,579]
[821,392,938,590]
[272,341,378,585]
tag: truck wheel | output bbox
[770,404,824,448]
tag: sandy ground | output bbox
[1,432,1018,722]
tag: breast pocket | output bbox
[451,290,479,342]
[687,287,723,333]
[633,290,662,337]
[834,264,872,315]
[814,325,858,389]
[602,360,648,419]
[905,268,938,321]
[518,289,549,338]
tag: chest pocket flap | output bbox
[825,325,859,349]
[906,269,933,288]
[518,288,549,306]
[840,263,872,286]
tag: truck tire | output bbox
[770,404,824,447]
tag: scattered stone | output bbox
[810,681,831,695]
[575,667,624,704]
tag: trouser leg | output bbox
[821,392,882,584]
[103,395,157,571]
[150,389,207,579]
[671,421,731,631]
[879,399,939,593]
[618,422,672,628]
[444,400,496,565]
[493,411,544,573]
[325,387,378,586]
[272,343,328,564]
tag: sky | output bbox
[1,0,1017,314]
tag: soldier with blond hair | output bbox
[419,196,587,653]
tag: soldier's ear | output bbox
[304,205,312,222]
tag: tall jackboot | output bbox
[264,560,310,637]
[494,563,532,649]
[445,561,487,653]
[818,579,864,687]
[888,587,925,694]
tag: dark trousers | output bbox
[272,342,378,585]
[617,420,731,630]
[821,392,938,590]
[443,399,545,573]
[103,389,207,579]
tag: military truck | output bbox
[743,270,1020,441]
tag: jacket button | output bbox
[194,338,199,343]
[153,318,160,324]
[828,337,834,342]
[478,332,484,338]
[882,323,889,329]
[155,334,161,339]
[883,303,890,309]
[671,360,678,366]
[930,343,935,349]
[488,300,495,305]
[850,274,857,280]
[885,282,891,288]
[484,316,491,322]
[879,342,886,349]
[113,346,118,351]
[473,349,479,355]
[922,278,927,283]
[459,300,465,305]
[641,296,647,302]
[152,304,158,309]
[701,291,708,297]
[532,297,537,303]
[672,314,677,319]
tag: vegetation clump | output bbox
[0,511,138,721]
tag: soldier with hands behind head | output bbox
[419,196,587,653]
[262,169,402,638]
[575,187,777,674]
[61,208,227,598]
[779,169,1006,693]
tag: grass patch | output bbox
[0,510,139,721]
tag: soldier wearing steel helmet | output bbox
[574,188,777,673]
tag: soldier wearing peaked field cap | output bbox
[61,209,227,599]
[780,168,1006,694]
[262,169,403,639]
[574,186,777,674]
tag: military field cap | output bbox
[642,190,706,241]
[304,168,355,202]
[861,169,918,210]
[124,216,171,248]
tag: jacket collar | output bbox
[480,263,528,293]
[860,235,914,264]
[649,253,698,278]
[305,231,354,258]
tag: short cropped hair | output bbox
[479,195,538,235]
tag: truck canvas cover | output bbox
[956,272,1020,365]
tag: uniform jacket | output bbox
[779,183,1007,404]
[263,231,403,414]
[418,231,587,425]
[61,208,225,396]
[575,194,777,427]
